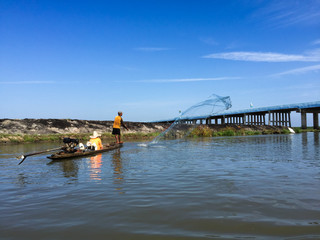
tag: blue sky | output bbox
[1,0,320,122]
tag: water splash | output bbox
[142,94,232,146]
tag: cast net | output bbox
[149,94,232,144]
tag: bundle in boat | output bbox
[48,139,123,160]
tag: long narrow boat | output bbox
[47,143,123,160]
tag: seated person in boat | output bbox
[88,131,103,150]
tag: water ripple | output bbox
[1,133,320,239]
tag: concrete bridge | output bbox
[155,101,320,129]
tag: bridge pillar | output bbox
[284,112,287,126]
[301,111,307,129]
[288,112,291,127]
[313,113,319,129]
[272,112,275,126]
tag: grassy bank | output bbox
[1,126,318,144]
[187,125,293,138]
[292,127,319,133]
[187,126,318,138]
[0,132,161,144]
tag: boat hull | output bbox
[47,143,123,160]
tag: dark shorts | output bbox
[112,128,121,135]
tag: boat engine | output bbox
[62,138,79,153]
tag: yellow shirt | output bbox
[89,138,103,150]
[113,116,122,129]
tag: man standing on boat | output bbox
[112,111,128,144]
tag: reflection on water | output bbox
[90,154,102,181]
[111,149,124,193]
[61,160,79,179]
[315,131,319,145]
[0,133,320,239]
[16,173,29,187]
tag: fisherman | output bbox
[112,111,128,144]
[89,131,103,150]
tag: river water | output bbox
[0,133,320,239]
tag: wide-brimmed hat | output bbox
[90,131,101,138]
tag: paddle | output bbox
[17,147,63,165]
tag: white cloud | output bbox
[134,77,240,83]
[203,50,320,62]
[272,64,320,77]
[253,0,320,28]
[312,39,320,45]
[134,47,171,52]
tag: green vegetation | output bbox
[293,127,319,133]
[0,133,88,144]
[123,132,160,139]
[188,125,295,138]
[1,126,318,144]
[190,125,214,137]
[189,126,251,138]
[293,127,302,133]
[0,132,161,144]
[280,129,291,134]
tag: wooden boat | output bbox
[47,143,123,160]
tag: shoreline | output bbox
[1,125,316,146]
[1,118,317,144]
[0,132,161,144]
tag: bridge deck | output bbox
[154,101,320,129]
